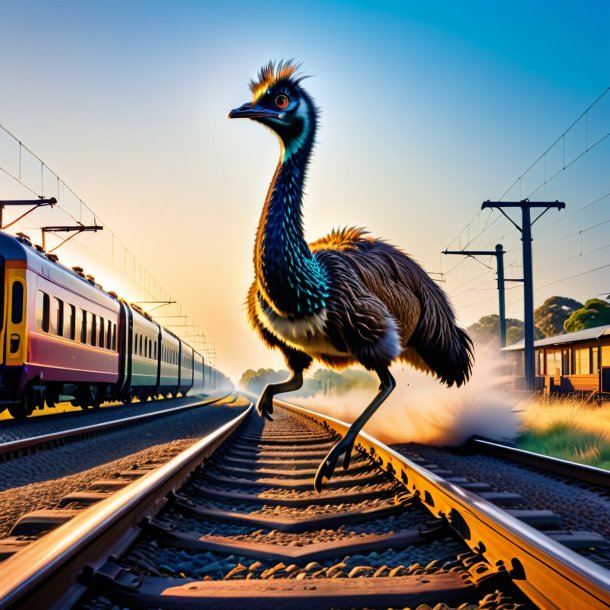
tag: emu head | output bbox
[229,60,316,158]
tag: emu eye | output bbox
[275,94,289,109]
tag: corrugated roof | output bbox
[503,324,610,351]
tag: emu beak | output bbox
[229,102,282,120]
[229,103,252,119]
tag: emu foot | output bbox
[313,436,355,492]
[256,388,274,421]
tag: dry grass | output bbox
[517,395,610,470]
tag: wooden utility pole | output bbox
[481,199,565,390]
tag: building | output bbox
[504,324,610,394]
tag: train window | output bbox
[112,323,117,351]
[106,320,112,349]
[99,317,105,348]
[36,291,50,332]
[65,304,75,340]
[148,338,152,359]
[91,315,97,347]
[11,281,24,325]
[134,333,138,354]
[80,310,87,343]
[139,334,143,356]
[154,343,157,359]
[144,337,148,358]
[52,298,64,336]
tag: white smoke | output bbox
[290,348,522,447]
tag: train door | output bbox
[4,261,27,367]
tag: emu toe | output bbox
[256,389,274,421]
[313,437,355,492]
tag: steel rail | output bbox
[0,401,253,610]
[470,437,610,491]
[0,393,231,463]
[276,399,610,610]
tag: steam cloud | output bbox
[291,349,522,447]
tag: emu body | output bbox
[230,61,473,490]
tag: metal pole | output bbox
[495,244,506,348]
[521,205,535,390]
[443,246,510,348]
[482,200,564,390]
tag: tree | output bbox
[310,368,377,394]
[239,368,289,393]
[468,314,544,347]
[534,296,583,337]
[563,299,610,333]
[238,366,377,397]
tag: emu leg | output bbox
[314,367,395,492]
[256,369,304,421]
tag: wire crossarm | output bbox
[41,224,103,253]
[443,244,508,347]
[0,197,57,230]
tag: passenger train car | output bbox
[0,231,206,418]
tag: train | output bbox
[0,230,210,419]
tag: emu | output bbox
[230,61,473,491]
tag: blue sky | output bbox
[0,0,608,379]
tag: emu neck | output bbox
[255,137,328,318]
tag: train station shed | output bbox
[503,324,610,394]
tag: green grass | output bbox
[517,420,610,470]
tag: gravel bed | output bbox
[124,534,468,580]
[183,492,405,518]
[165,506,432,544]
[0,404,247,538]
[191,480,399,499]
[0,393,221,443]
[391,443,610,539]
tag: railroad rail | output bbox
[0,393,230,463]
[470,437,610,492]
[0,397,607,609]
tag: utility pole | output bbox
[481,199,565,390]
[41,224,103,253]
[443,244,511,347]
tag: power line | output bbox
[498,87,610,201]
[441,89,609,263]
[0,122,215,356]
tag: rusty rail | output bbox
[0,401,252,610]
[0,393,230,463]
[276,399,610,610]
[470,437,610,492]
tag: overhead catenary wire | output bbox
[0,121,216,360]
[441,88,609,273]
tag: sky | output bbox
[0,0,608,382]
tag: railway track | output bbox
[0,393,231,463]
[469,437,610,492]
[0,398,608,609]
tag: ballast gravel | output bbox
[391,443,610,540]
[0,403,247,538]
[0,394,222,443]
